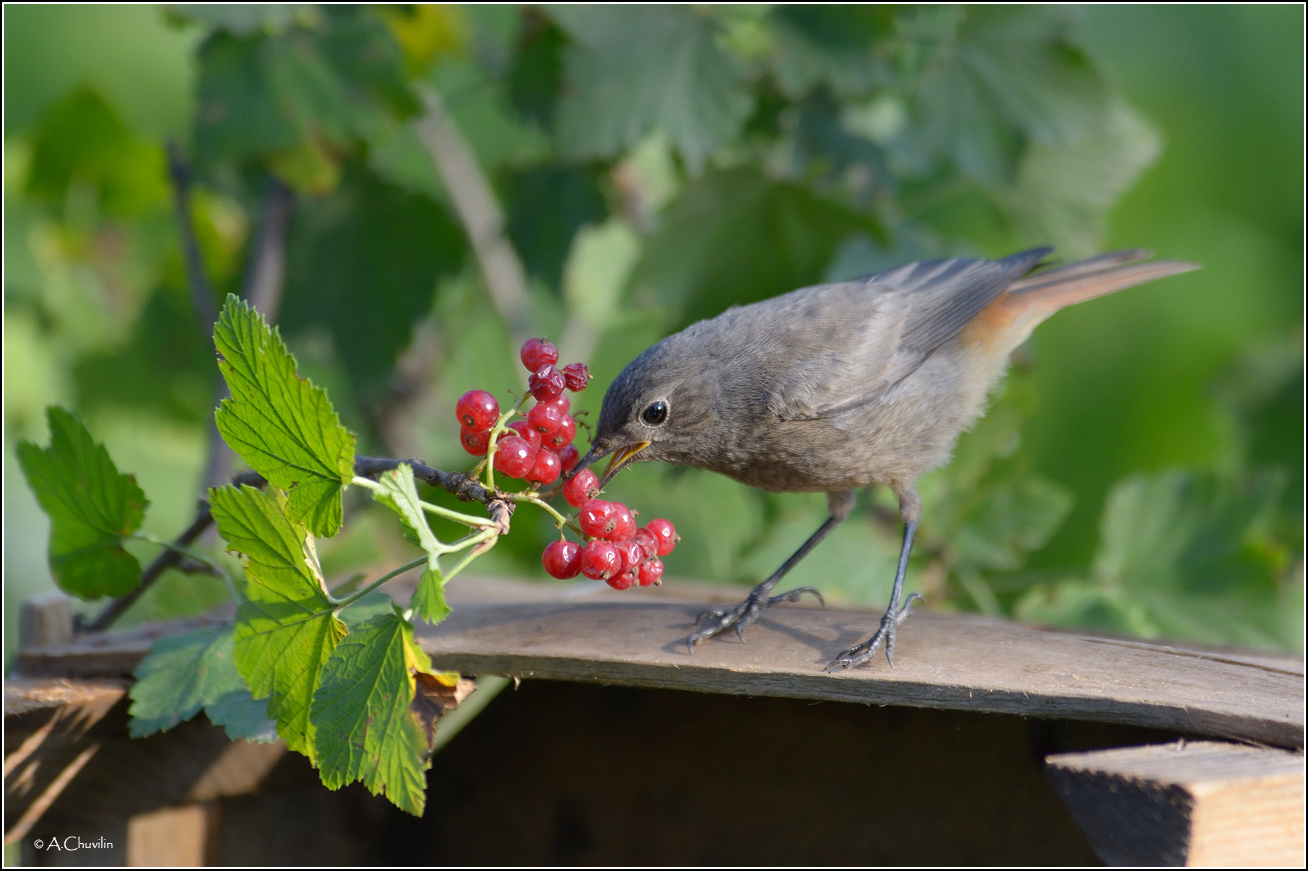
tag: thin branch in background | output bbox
[241,176,293,316]
[166,141,218,330]
[417,85,533,348]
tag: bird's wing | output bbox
[766,248,1050,420]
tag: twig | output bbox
[416,85,533,346]
[241,176,293,316]
[166,141,218,330]
[83,470,265,633]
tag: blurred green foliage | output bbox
[5,5,1303,660]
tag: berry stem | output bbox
[351,476,497,529]
[333,555,428,609]
[514,492,575,532]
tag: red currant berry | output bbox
[562,363,592,392]
[607,568,636,590]
[455,390,499,432]
[563,468,600,507]
[525,447,562,486]
[537,393,570,416]
[520,338,559,372]
[646,519,679,556]
[580,540,621,580]
[608,502,637,541]
[613,540,645,572]
[578,500,615,539]
[637,558,664,587]
[529,365,566,401]
[527,403,564,437]
[507,420,542,452]
[459,426,491,456]
[493,436,536,479]
[542,540,582,579]
[632,527,659,560]
[557,444,580,473]
[548,415,576,449]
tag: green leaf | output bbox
[192,11,417,190]
[908,6,1111,185]
[212,485,348,760]
[948,473,1074,572]
[1015,471,1298,650]
[551,6,754,171]
[1003,100,1161,256]
[311,611,431,816]
[370,465,450,624]
[507,12,567,129]
[281,166,465,396]
[502,162,607,293]
[128,625,277,743]
[213,295,356,538]
[768,6,893,98]
[16,407,148,599]
[629,168,886,327]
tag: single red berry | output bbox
[556,444,580,473]
[493,436,536,479]
[525,447,562,486]
[541,539,582,579]
[508,420,542,452]
[563,468,600,507]
[633,527,659,560]
[637,558,664,587]
[537,393,570,416]
[455,390,499,432]
[578,499,615,539]
[459,426,491,456]
[529,364,566,401]
[608,502,637,542]
[548,415,576,449]
[613,540,645,572]
[607,568,636,590]
[646,519,679,556]
[562,362,592,392]
[527,403,564,437]
[580,540,621,580]
[521,338,559,372]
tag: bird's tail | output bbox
[1007,249,1200,317]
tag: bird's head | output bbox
[572,335,720,488]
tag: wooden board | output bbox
[1047,741,1306,866]
[12,577,1303,751]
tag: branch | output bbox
[166,141,218,331]
[416,85,533,346]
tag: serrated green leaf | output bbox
[16,407,148,599]
[768,6,893,98]
[214,295,356,538]
[909,6,1110,185]
[629,168,886,327]
[1015,471,1298,650]
[1004,100,1161,256]
[311,611,431,816]
[370,465,450,624]
[212,485,348,760]
[949,473,1074,572]
[129,624,278,743]
[551,6,753,171]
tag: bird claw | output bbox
[688,582,823,651]
[825,593,924,671]
[768,586,825,608]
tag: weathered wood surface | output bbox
[1047,740,1306,866]
[11,577,1304,752]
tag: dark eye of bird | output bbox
[641,401,668,426]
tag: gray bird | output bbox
[574,248,1197,668]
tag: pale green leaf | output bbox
[214,295,356,538]
[311,611,431,816]
[370,465,450,624]
[16,406,148,599]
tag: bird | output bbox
[572,248,1198,669]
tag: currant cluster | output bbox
[455,337,592,487]
[540,466,679,590]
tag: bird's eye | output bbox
[641,401,668,426]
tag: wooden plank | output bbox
[1046,741,1306,866]
[12,577,1303,749]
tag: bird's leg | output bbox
[687,492,855,651]
[827,486,923,670]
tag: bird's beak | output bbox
[571,441,651,490]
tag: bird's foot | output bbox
[687,586,825,651]
[825,593,925,671]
